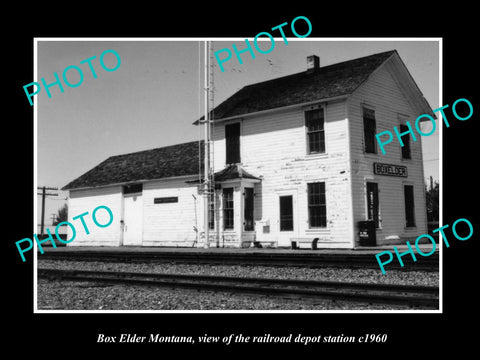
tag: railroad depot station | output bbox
[62,50,433,250]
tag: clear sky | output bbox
[36,39,440,226]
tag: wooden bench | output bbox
[290,237,319,250]
[252,240,277,248]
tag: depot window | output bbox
[223,188,234,230]
[400,123,412,159]
[363,108,377,154]
[307,182,327,228]
[306,108,325,154]
[225,123,241,164]
[123,183,143,194]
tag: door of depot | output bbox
[123,193,143,246]
[277,192,298,247]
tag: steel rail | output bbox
[38,268,439,308]
[39,251,439,271]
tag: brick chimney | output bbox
[307,55,320,71]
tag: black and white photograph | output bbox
[33,39,440,312]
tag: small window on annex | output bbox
[123,183,143,194]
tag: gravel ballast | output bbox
[36,260,439,311]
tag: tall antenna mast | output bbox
[209,41,217,248]
[203,40,212,248]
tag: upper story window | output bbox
[225,123,241,164]
[400,123,412,159]
[363,107,377,154]
[305,108,325,154]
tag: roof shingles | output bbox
[62,141,204,190]
[199,50,396,121]
[64,51,398,191]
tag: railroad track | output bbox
[38,268,439,308]
[39,251,439,271]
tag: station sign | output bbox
[154,197,178,204]
[373,163,408,177]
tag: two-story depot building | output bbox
[62,50,434,249]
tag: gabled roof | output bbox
[196,50,398,122]
[64,50,433,191]
[62,141,204,190]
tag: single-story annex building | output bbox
[62,50,433,249]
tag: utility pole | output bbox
[37,186,58,237]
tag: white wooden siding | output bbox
[68,180,202,247]
[67,186,122,246]
[142,178,201,246]
[348,60,428,243]
[65,55,429,249]
[212,100,354,248]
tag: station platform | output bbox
[40,244,440,256]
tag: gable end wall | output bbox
[348,62,428,244]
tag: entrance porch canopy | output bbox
[186,164,262,186]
